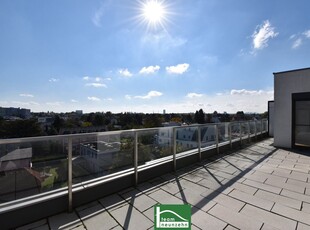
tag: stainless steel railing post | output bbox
[198,126,201,161]
[68,137,72,213]
[239,122,242,145]
[173,127,177,171]
[254,121,257,140]
[229,123,232,149]
[215,124,219,154]
[134,131,138,186]
[248,121,251,143]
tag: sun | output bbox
[137,0,169,30]
[142,0,165,24]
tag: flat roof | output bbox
[273,67,310,75]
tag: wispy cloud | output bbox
[19,93,34,98]
[303,30,310,38]
[139,65,160,74]
[85,83,107,88]
[125,95,132,100]
[92,3,105,27]
[166,63,189,74]
[134,91,163,99]
[49,78,59,82]
[87,96,101,101]
[290,29,310,49]
[186,93,203,98]
[119,68,133,77]
[83,76,90,81]
[292,38,302,49]
[12,101,39,106]
[104,98,113,101]
[230,89,267,96]
[252,20,278,51]
[46,101,62,106]
[71,99,78,103]
[104,77,112,81]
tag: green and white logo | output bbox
[154,204,191,230]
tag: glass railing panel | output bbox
[230,122,241,140]
[71,131,134,184]
[176,126,198,154]
[138,127,173,165]
[263,120,268,132]
[256,121,261,133]
[0,138,68,203]
[249,121,256,135]
[200,125,216,148]
[241,122,249,139]
[217,123,230,144]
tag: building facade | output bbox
[273,68,310,149]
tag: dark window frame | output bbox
[292,92,310,149]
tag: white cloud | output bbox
[119,68,133,77]
[71,99,78,103]
[105,77,112,81]
[252,20,278,50]
[125,95,132,100]
[139,65,160,74]
[12,101,39,106]
[46,101,62,106]
[95,77,101,82]
[85,83,107,88]
[19,93,34,98]
[292,38,302,49]
[166,63,189,74]
[230,89,264,96]
[104,98,113,101]
[186,93,203,98]
[49,78,59,82]
[92,3,105,27]
[87,96,101,101]
[134,91,163,99]
[303,30,310,38]
[83,76,90,81]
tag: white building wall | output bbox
[274,68,310,148]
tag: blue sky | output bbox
[1,0,310,113]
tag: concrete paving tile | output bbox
[78,204,118,230]
[32,225,50,230]
[306,188,310,196]
[48,212,82,230]
[142,206,154,221]
[192,207,227,230]
[201,189,245,212]
[255,189,302,210]
[109,204,153,230]
[273,170,308,182]
[260,224,281,230]
[208,204,263,230]
[124,192,157,212]
[110,226,123,230]
[98,194,127,211]
[224,225,239,230]
[160,181,185,195]
[228,189,274,211]
[252,171,287,183]
[198,178,226,191]
[175,188,217,212]
[177,178,208,194]
[240,204,297,230]
[281,189,310,203]
[16,219,47,230]
[272,203,310,226]
[182,173,204,183]
[222,179,258,195]
[75,201,101,212]
[242,179,282,194]
[265,177,305,194]
[137,182,161,195]
[286,179,310,189]
[302,202,310,214]
[297,222,310,230]
[191,223,202,230]
[148,189,184,204]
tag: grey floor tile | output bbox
[192,207,227,230]
[16,219,47,230]
[48,212,82,230]
[272,203,310,226]
[110,204,153,230]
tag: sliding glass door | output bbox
[294,100,310,148]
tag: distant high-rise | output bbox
[163,109,166,115]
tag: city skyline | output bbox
[1,0,310,113]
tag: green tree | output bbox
[194,109,205,124]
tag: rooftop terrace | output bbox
[15,138,310,230]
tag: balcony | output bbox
[5,120,308,229]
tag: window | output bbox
[294,100,310,147]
